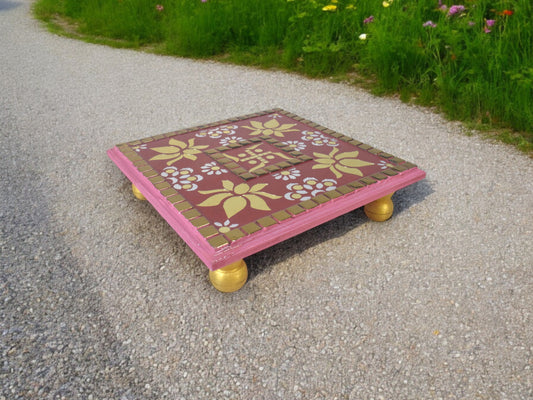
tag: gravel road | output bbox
[1,1,532,399]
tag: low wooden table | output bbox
[108,109,425,292]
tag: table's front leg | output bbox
[209,260,248,292]
[364,192,394,222]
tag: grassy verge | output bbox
[33,0,532,153]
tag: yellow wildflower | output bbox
[322,5,337,11]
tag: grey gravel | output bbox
[1,1,532,399]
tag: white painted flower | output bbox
[173,175,202,191]
[160,166,180,184]
[214,220,239,234]
[273,168,301,181]
[282,140,307,151]
[359,33,367,40]
[132,144,148,152]
[201,161,228,176]
[196,125,238,139]
[284,177,337,201]
[309,178,337,196]
[161,167,203,191]
[301,130,339,147]
[377,160,394,170]
[220,135,244,147]
[285,183,311,201]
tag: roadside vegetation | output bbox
[34,0,532,152]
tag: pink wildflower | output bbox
[484,19,496,33]
[155,4,164,11]
[364,16,375,24]
[423,20,437,28]
[448,5,465,16]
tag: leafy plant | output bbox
[34,0,533,147]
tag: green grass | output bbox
[33,0,532,153]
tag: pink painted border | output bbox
[108,147,425,270]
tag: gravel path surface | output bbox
[1,1,532,399]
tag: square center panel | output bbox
[205,136,312,181]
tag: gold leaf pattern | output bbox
[224,197,247,219]
[312,148,374,178]
[198,180,281,219]
[244,194,270,211]
[197,192,232,207]
[242,119,298,137]
[149,138,208,166]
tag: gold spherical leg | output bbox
[364,193,394,222]
[132,183,146,200]
[209,260,248,293]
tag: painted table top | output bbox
[108,109,425,270]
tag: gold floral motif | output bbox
[198,180,281,219]
[149,138,208,166]
[242,119,298,138]
[312,148,374,178]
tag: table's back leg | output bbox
[132,183,147,201]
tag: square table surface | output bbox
[108,109,425,270]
